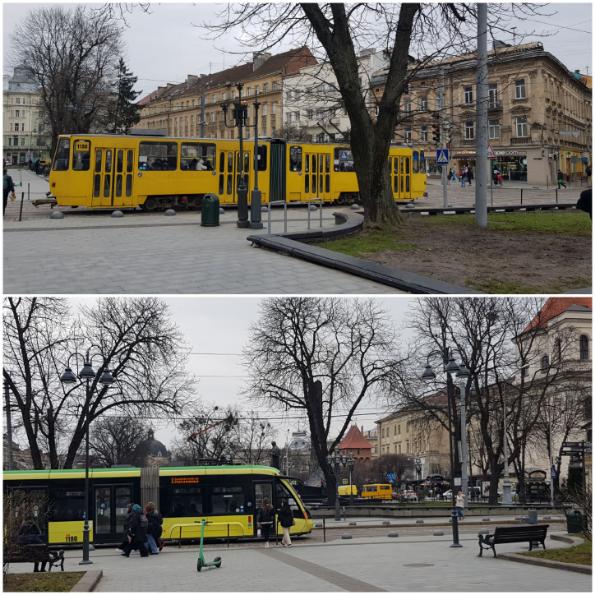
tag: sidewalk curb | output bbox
[70,570,103,591]
[498,534,591,575]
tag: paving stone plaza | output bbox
[3,170,582,294]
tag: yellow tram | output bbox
[3,465,313,545]
[49,134,426,210]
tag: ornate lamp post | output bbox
[60,348,114,565]
[243,90,263,229]
[421,348,469,548]
[221,82,249,228]
[327,452,354,521]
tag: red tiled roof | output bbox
[523,297,592,333]
[339,425,373,450]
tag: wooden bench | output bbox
[478,524,549,558]
[4,544,65,572]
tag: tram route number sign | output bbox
[74,140,90,152]
[436,148,449,165]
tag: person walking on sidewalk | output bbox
[455,490,465,520]
[3,168,15,215]
[557,170,567,189]
[145,502,163,555]
[257,498,275,548]
[278,499,294,547]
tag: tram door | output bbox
[253,481,275,537]
[93,148,135,208]
[399,155,412,200]
[94,484,133,543]
[303,152,331,201]
[217,150,250,205]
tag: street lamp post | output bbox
[327,452,354,521]
[221,83,249,228]
[501,407,513,506]
[244,90,263,229]
[421,348,469,548]
[60,349,114,565]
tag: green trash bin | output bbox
[201,194,220,227]
[566,510,584,533]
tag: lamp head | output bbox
[98,368,115,386]
[78,360,96,380]
[60,367,77,384]
[445,356,460,374]
[456,364,470,378]
[421,364,436,381]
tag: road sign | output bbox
[342,478,348,485]
[488,144,496,159]
[386,472,396,483]
[436,148,449,164]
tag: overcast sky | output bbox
[3,2,592,98]
[67,296,417,450]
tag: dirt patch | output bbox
[363,216,591,293]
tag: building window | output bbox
[263,83,269,94]
[464,86,473,105]
[489,84,498,108]
[464,120,475,140]
[16,98,20,104]
[405,128,412,142]
[580,335,589,360]
[420,126,428,142]
[553,338,562,364]
[540,354,550,371]
[514,115,528,138]
[14,123,19,132]
[15,109,19,118]
[488,119,500,139]
[403,100,411,113]
[420,96,428,111]
[515,79,526,99]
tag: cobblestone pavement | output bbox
[6,531,588,591]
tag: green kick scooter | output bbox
[196,519,222,572]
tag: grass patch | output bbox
[3,571,84,592]
[467,277,592,294]
[521,539,592,566]
[320,230,416,257]
[421,210,591,236]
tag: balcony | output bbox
[511,136,530,145]
[488,100,502,112]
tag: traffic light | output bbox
[432,123,440,144]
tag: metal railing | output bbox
[169,519,247,548]
[266,198,325,234]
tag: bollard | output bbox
[450,509,462,548]
[555,188,558,204]
[323,517,326,543]
[520,188,523,205]
[18,191,25,222]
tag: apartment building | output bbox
[370,42,592,185]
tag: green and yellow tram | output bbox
[3,465,313,545]
[48,134,426,210]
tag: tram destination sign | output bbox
[171,476,200,484]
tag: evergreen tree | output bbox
[108,58,141,133]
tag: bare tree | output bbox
[235,413,276,465]
[3,297,193,469]
[391,297,573,504]
[244,297,399,505]
[202,3,550,227]
[89,416,150,467]
[12,6,122,152]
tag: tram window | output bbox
[115,175,122,197]
[325,174,330,193]
[116,150,123,173]
[404,157,410,174]
[50,489,85,522]
[228,153,233,172]
[94,149,102,173]
[126,150,133,173]
[52,138,70,171]
[210,486,248,515]
[180,143,215,171]
[312,171,317,193]
[305,171,309,192]
[125,174,132,197]
[244,152,250,173]
[93,174,101,197]
[393,158,399,173]
[334,148,355,172]
[72,141,90,171]
[256,145,267,171]
[138,142,178,171]
[275,483,304,519]
[169,486,203,516]
[219,152,225,173]
[412,151,419,174]
[289,146,302,172]
[103,174,111,197]
[105,150,112,173]
[305,154,309,173]
[325,154,330,173]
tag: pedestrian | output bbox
[455,490,465,520]
[466,166,474,186]
[144,502,163,555]
[278,499,294,547]
[493,167,500,186]
[557,170,567,189]
[17,515,46,572]
[3,167,15,215]
[121,504,149,557]
[577,188,592,219]
[257,498,275,548]
[460,166,467,188]
[270,441,281,469]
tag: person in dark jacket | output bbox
[144,502,163,555]
[17,516,46,571]
[3,168,15,215]
[278,500,294,547]
[577,189,592,219]
[121,504,149,557]
[257,498,275,547]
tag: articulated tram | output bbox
[48,134,427,210]
[3,465,313,546]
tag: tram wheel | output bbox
[144,197,158,211]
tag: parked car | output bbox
[401,490,419,502]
